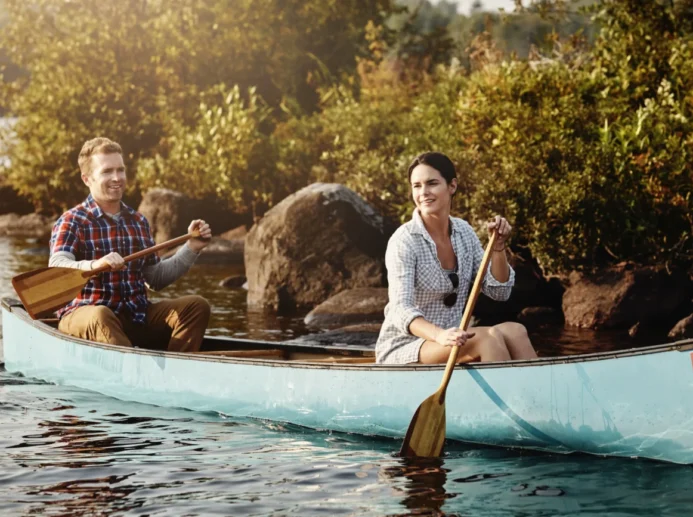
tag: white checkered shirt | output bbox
[375,209,515,364]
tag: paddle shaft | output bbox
[436,230,499,401]
[84,230,200,277]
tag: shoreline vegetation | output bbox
[1,0,693,344]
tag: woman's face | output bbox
[410,164,457,217]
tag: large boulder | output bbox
[304,287,388,329]
[137,188,248,244]
[562,263,690,329]
[245,183,389,312]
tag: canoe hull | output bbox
[4,303,693,464]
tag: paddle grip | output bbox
[85,230,201,276]
[438,230,499,395]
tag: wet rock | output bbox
[220,225,248,240]
[283,324,379,349]
[668,314,693,339]
[162,237,244,264]
[245,183,389,313]
[219,275,247,288]
[196,237,244,265]
[517,306,563,325]
[562,263,690,329]
[304,288,388,329]
[138,188,248,244]
[628,322,640,338]
[0,213,53,240]
[474,248,564,324]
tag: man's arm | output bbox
[49,251,95,271]
[143,243,199,291]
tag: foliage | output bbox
[2,0,692,272]
[0,0,396,212]
[137,85,278,217]
[277,0,693,272]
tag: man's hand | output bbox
[188,219,212,253]
[92,252,125,271]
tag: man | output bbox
[49,137,212,353]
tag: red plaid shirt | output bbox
[50,194,160,323]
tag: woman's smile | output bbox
[410,163,456,216]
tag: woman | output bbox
[376,152,538,365]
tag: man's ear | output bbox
[81,173,91,187]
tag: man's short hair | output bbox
[78,137,123,176]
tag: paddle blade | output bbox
[399,390,446,458]
[11,267,89,319]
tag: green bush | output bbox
[137,85,277,217]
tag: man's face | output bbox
[82,153,127,209]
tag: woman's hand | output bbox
[435,327,476,348]
[487,215,511,249]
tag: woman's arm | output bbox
[385,235,425,334]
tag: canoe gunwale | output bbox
[3,296,693,371]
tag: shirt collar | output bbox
[83,194,135,219]
[410,208,459,239]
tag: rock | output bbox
[304,287,388,329]
[220,225,248,240]
[138,188,248,244]
[628,322,640,338]
[517,306,563,326]
[562,263,690,329]
[668,314,693,339]
[245,183,389,313]
[219,275,247,288]
[197,237,244,265]
[474,247,564,324]
[283,324,380,349]
[0,213,53,240]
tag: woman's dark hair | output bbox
[407,152,457,184]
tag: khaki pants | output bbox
[58,295,211,353]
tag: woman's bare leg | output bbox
[418,326,511,364]
[495,322,537,359]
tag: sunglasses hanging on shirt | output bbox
[444,272,459,307]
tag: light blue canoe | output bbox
[3,296,693,464]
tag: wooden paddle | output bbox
[399,229,499,458]
[11,231,200,320]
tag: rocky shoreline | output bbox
[2,183,693,351]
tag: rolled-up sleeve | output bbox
[385,234,424,334]
[471,230,515,301]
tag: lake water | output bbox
[1,235,690,516]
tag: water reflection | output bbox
[382,457,457,516]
